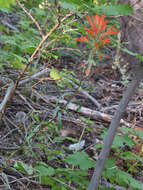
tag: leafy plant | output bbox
[0,1,141,190]
[99,126,143,189]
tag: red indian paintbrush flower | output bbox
[76,14,120,49]
[76,14,120,77]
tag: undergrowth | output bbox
[0,0,143,190]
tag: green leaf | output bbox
[65,152,95,170]
[40,176,54,185]
[0,0,15,9]
[10,57,26,69]
[105,157,116,169]
[0,24,8,33]
[117,170,143,189]
[50,67,63,81]
[14,161,33,175]
[120,151,143,163]
[35,162,55,177]
[113,134,135,148]
[60,2,80,11]
[121,126,143,141]
[99,4,133,16]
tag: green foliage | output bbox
[101,126,143,189]
[103,158,143,189]
[61,0,133,16]
[65,151,95,170]
[14,161,33,175]
[94,4,133,16]
[0,0,15,9]
[22,0,43,9]
[0,0,141,189]
[35,162,55,177]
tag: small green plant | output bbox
[75,14,120,76]
[96,126,143,189]
[0,1,141,190]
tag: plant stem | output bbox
[88,64,143,190]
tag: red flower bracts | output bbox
[76,14,120,49]
[76,14,120,76]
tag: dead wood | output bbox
[32,90,130,127]
[0,10,74,121]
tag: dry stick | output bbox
[0,12,74,120]
[88,64,143,190]
[15,0,45,38]
[64,78,101,108]
[78,88,101,109]
[19,68,50,85]
[32,90,130,127]
[19,67,100,108]
[0,83,15,119]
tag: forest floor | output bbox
[0,9,143,190]
[0,53,143,189]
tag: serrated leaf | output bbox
[117,170,143,189]
[105,157,116,169]
[35,162,55,177]
[113,134,135,148]
[66,152,95,170]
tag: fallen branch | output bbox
[0,10,73,120]
[19,68,50,86]
[78,87,101,109]
[32,90,130,127]
[0,83,15,120]
[67,78,101,108]
[19,67,100,108]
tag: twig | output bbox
[88,65,143,190]
[15,0,44,38]
[0,12,74,121]
[19,66,100,108]
[79,89,101,109]
[101,101,143,112]
[32,90,130,127]
[101,178,132,190]
[63,77,101,108]
[16,92,34,110]
[1,20,19,31]
[19,67,50,85]
[0,83,15,120]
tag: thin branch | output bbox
[32,90,130,127]
[0,12,73,120]
[0,83,15,120]
[15,0,44,38]
[19,67,50,85]
[88,65,143,190]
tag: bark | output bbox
[88,1,143,189]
